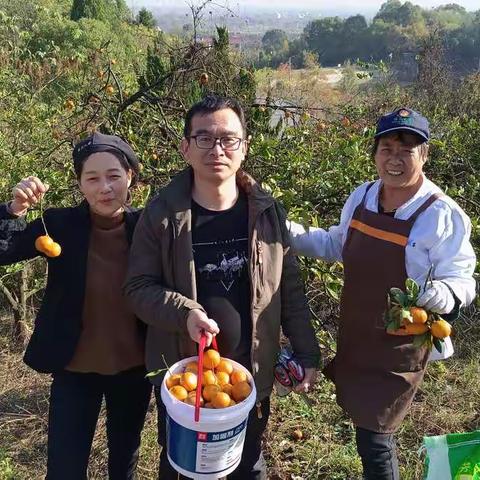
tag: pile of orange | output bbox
[167,350,252,409]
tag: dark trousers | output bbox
[46,367,152,480]
[155,387,270,479]
[355,427,400,480]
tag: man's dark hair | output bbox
[183,95,247,138]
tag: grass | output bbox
[0,306,479,479]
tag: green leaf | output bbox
[401,309,413,323]
[405,278,420,303]
[433,337,444,353]
[326,284,340,300]
[412,332,429,347]
[145,368,166,378]
[391,289,408,306]
[389,287,404,298]
[386,319,399,331]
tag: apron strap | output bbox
[359,181,376,208]
[407,193,443,223]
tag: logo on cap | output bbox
[398,109,410,117]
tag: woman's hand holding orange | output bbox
[10,176,49,216]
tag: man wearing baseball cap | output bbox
[288,107,476,479]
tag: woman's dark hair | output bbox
[74,149,138,188]
[184,95,247,138]
[372,131,429,159]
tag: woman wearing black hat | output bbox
[288,108,476,479]
[0,132,152,479]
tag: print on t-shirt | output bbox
[195,240,248,292]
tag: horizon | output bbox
[128,0,479,15]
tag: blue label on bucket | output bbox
[167,414,248,475]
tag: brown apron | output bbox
[324,183,441,433]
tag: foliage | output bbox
[136,7,156,28]
[70,0,130,23]
[256,2,480,71]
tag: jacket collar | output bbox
[162,167,274,214]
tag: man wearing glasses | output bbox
[125,95,319,479]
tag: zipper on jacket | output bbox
[256,240,264,290]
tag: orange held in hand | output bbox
[35,235,62,258]
[410,307,428,324]
[431,319,452,339]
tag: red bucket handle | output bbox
[195,333,218,422]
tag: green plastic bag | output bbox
[423,430,480,480]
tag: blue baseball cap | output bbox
[375,108,429,142]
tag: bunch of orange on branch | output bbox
[167,350,252,409]
[385,278,452,352]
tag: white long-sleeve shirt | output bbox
[288,177,477,307]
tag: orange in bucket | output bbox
[230,370,247,385]
[203,349,221,369]
[180,372,198,392]
[231,381,252,402]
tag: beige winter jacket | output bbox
[124,168,320,400]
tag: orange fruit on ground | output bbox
[105,85,115,95]
[203,384,221,402]
[231,381,252,402]
[203,349,221,369]
[180,372,197,392]
[185,391,204,406]
[202,370,217,386]
[431,319,452,339]
[46,242,61,258]
[64,99,75,110]
[410,307,428,324]
[221,384,233,396]
[212,392,232,409]
[404,323,429,335]
[169,385,188,401]
[35,235,54,253]
[216,372,230,386]
[185,361,199,374]
[217,359,234,375]
[166,373,181,389]
[230,370,247,385]
[199,72,209,85]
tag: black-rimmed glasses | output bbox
[187,135,244,151]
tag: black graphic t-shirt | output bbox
[192,192,252,368]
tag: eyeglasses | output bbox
[188,135,244,151]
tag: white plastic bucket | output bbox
[160,356,257,480]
